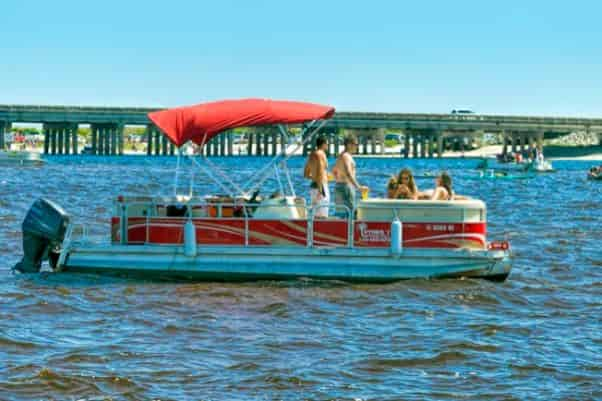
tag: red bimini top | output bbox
[147,98,335,147]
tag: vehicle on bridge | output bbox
[14,99,512,282]
[451,109,475,115]
[384,133,403,145]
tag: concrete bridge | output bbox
[1,104,601,157]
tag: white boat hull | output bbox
[58,243,512,282]
[0,151,45,166]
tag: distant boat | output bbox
[587,168,602,181]
[0,151,45,166]
[80,145,95,155]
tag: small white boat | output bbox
[0,151,45,166]
[13,99,512,282]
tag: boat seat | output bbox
[253,196,304,220]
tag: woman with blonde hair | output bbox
[387,168,418,200]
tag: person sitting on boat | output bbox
[387,168,418,200]
[535,146,545,164]
[515,152,523,164]
[303,136,330,218]
[430,172,454,200]
[332,135,367,218]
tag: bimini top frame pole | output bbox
[243,119,328,196]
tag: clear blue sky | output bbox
[1,1,601,116]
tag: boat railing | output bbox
[116,198,484,249]
[117,199,354,249]
[68,223,95,242]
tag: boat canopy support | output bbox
[172,119,327,199]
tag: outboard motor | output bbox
[14,198,70,273]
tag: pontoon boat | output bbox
[14,99,512,282]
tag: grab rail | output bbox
[115,197,483,249]
[117,199,354,249]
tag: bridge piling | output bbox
[227,132,233,156]
[270,132,276,156]
[157,133,162,155]
[161,133,167,156]
[64,126,70,154]
[261,133,267,156]
[50,129,57,154]
[57,128,64,155]
[0,121,9,149]
[43,127,49,154]
[95,127,100,155]
[99,127,105,155]
[104,126,109,155]
[103,126,109,155]
[98,126,104,155]
[206,137,212,157]
[247,133,254,156]
[108,126,113,155]
[117,125,123,155]
[90,125,97,155]
[102,126,107,155]
[145,125,152,155]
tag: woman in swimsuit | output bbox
[431,172,453,201]
[387,168,418,200]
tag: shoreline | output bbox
[9,145,602,161]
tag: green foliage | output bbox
[124,126,146,136]
[10,127,41,135]
[77,128,90,139]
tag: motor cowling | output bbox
[14,198,70,273]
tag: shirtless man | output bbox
[332,135,367,218]
[303,136,329,218]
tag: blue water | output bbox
[1,156,601,400]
